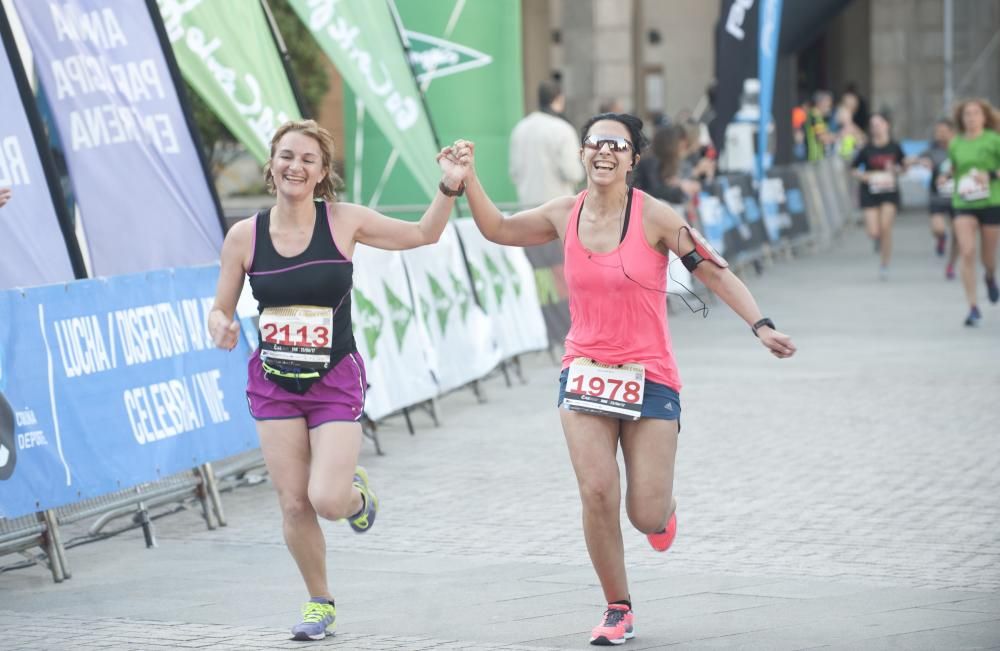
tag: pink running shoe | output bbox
[646,512,677,552]
[945,263,955,280]
[590,604,634,646]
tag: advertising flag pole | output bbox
[383,1,488,319]
[385,0,445,150]
[144,0,228,237]
[260,0,312,119]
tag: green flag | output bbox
[158,0,302,164]
[287,0,441,201]
[344,0,523,216]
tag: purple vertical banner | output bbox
[0,6,79,288]
[13,0,223,276]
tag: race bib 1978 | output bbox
[259,305,333,371]
[563,358,645,420]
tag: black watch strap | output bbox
[752,317,775,337]
[439,180,466,197]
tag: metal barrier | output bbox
[0,511,67,582]
[1,462,226,583]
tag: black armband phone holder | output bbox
[679,227,729,272]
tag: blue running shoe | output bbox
[964,305,982,327]
[985,275,998,304]
[291,598,335,641]
[349,466,378,533]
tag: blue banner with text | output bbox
[0,266,255,519]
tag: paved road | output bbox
[2,214,998,650]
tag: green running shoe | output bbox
[349,466,378,533]
[291,598,335,640]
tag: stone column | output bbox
[556,0,636,129]
[520,0,554,115]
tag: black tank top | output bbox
[249,201,356,372]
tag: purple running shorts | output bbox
[246,350,367,428]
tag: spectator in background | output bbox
[650,112,670,129]
[0,187,10,208]
[680,120,717,183]
[633,124,699,204]
[834,99,865,160]
[805,90,835,161]
[509,81,585,206]
[792,101,808,160]
[844,82,870,131]
[598,97,626,114]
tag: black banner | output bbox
[709,0,759,153]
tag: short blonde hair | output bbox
[953,98,999,134]
[264,120,342,202]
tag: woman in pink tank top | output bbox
[457,113,796,646]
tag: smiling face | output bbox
[268,131,327,201]
[581,119,635,187]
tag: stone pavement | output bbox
[1,213,999,650]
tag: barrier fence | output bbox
[0,159,855,581]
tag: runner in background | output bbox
[208,119,468,641]
[915,119,958,273]
[456,113,796,646]
[0,187,10,208]
[851,113,905,280]
[946,98,1000,326]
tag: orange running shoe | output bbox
[646,511,677,552]
[589,604,634,646]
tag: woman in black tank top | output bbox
[207,120,469,640]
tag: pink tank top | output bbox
[561,189,681,391]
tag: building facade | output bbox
[521,0,1000,142]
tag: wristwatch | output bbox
[752,317,775,337]
[439,180,466,197]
